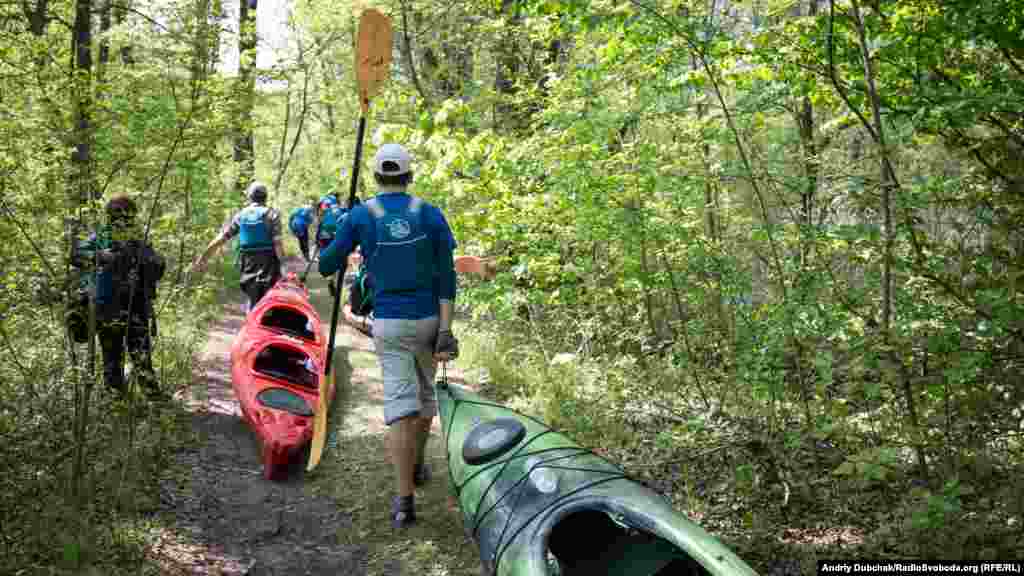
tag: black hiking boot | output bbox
[391,495,416,529]
[413,463,431,487]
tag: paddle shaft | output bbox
[324,116,367,375]
[348,116,366,210]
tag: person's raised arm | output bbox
[189,231,228,276]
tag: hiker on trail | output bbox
[318,143,459,529]
[288,197,318,262]
[316,173,365,295]
[189,181,285,312]
[70,195,168,400]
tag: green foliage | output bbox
[4,0,1024,571]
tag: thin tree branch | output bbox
[400,0,433,109]
[0,197,57,279]
[0,319,36,397]
[998,44,1024,77]
[273,81,292,192]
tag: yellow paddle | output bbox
[308,8,393,472]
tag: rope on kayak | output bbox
[438,372,679,575]
[493,475,627,574]
[473,449,621,537]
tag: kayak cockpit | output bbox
[259,305,317,341]
[252,343,318,389]
[544,509,710,576]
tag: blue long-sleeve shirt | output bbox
[319,190,457,320]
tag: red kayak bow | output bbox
[229,272,335,480]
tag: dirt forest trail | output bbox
[149,256,483,576]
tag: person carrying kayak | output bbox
[318,143,459,529]
[189,181,285,312]
[288,196,318,262]
[70,195,168,400]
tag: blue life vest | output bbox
[365,196,435,294]
[289,207,312,235]
[84,231,152,311]
[238,205,273,252]
[317,204,348,247]
[78,230,115,306]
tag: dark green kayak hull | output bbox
[435,381,759,576]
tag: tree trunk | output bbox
[493,0,521,129]
[69,0,95,540]
[26,0,48,35]
[797,0,818,245]
[273,40,312,193]
[98,0,111,88]
[71,0,94,206]
[234,0,257,193]
[191,0,214,83]
[115,0,133,64]
[847,0,928,479]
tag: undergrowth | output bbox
[456,322,1024,574]
[0,258,237,575]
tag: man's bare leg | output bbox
[391,415,418,497]
[415,414,432,468]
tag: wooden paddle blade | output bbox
[355,9,393,111]
[306,370,332,471]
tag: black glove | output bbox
[435,330,459,359]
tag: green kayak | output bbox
[435,378,759,576]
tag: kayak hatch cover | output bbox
[436,379,760,576]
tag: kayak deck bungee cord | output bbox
[435,366,760,576]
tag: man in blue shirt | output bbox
[319,143,459,529]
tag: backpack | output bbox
[316,204,348,248]
[349,266,375,316]
[289,207,311,235]
[70,235,163,330]
[238,205,273,252]
[365,196,435,294]
[104,241,163,315]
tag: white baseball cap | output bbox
[373,143,412,176]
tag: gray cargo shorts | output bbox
[373,316,439,426]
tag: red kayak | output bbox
[229,273,334,480]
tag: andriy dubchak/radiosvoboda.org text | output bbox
[819,562,1022,574]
